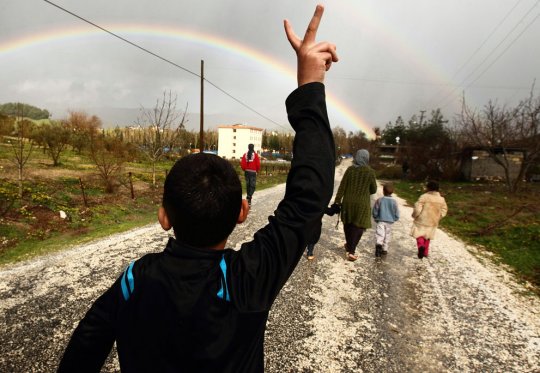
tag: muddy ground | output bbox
[1,160,539,372]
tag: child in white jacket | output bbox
[411,180,448,259]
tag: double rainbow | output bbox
[0,24,376,138]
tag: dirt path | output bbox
[1,160,539,372]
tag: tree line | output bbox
[0,91,296,198]
[0,102,50,120]
[375,88,539,192]
[1,88,538,196]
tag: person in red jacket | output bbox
[58,5,337,372]
[240,143,261,205]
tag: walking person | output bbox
[241,143,261,205]
[411,180,448,259]
[372,182,400,257]
[334,149,377,261]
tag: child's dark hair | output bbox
[426,180,439,192]
[162,153,242,247]
[383,183,394,196]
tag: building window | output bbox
[232,150,236,153]
[233,129,236,133]
[233,143,236,146]
[233,136,236,139]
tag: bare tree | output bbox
[135,90,187,186]
[332,126,348,155]
[89,131,129,194]
[9,104,35,198]
[514,89,540,184]
[347,130,370,155]
[32,120,71,166]
[67,111,101,154]
[0,113,15,138]
[458,87,540,192]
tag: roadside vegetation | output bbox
[0,143,289,265]
[0,99,292,265]
[384,178,540,293]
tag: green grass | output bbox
[393,180,540,291]
[0,155,289,267]
[0,205,156,265]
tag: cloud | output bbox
[1,0,539,133]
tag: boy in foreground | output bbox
[58,5,337,372]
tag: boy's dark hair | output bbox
[426,180,439,192]
[162,153,242,247]
[383,183,394,196]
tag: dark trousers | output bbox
[306,243,315,256]
[244,171,257,200]
[343,223,365,254]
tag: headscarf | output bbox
[353,149,369,167]
[247,143,255,161]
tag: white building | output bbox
[217,124,263,159]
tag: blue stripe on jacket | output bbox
[121,261,135,301]
[217,255,230,302]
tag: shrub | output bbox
[376,165,402,179]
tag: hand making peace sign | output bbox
[284,4,339,86]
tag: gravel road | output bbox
[1,160,539,372]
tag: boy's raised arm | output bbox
[230,5,338,311]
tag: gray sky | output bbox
[1,0,539,137]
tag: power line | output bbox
[435,0,540,109]
[427,0,524,107]
[42,0,288,130]
[461,11,540,93]
[328,76,539,91]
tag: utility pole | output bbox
[419,110,426,126]
[200,60,204,152]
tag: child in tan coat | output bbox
[411,180,448,259]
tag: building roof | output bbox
[218,124,264,131]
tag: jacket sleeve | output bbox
[228,82,335,312]
[372,198,380,220]
[255,153,261,172]
[440,199,448,218]
[240,154,247,171]
[369,171,377,195]
[393,199,400,221]
[412,195,425,219]
[58,277,121,372]
[334,168,349,204]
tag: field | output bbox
[0,142,289,265]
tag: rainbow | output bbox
[0,24,376,138]
[336,2,456,110]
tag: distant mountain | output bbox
[0,102,50,120]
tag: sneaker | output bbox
[381,250,388,255]
[375,244,382,257]
[307,255,315,260]
[418,246,425,259]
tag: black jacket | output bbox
[58,82,335,373]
